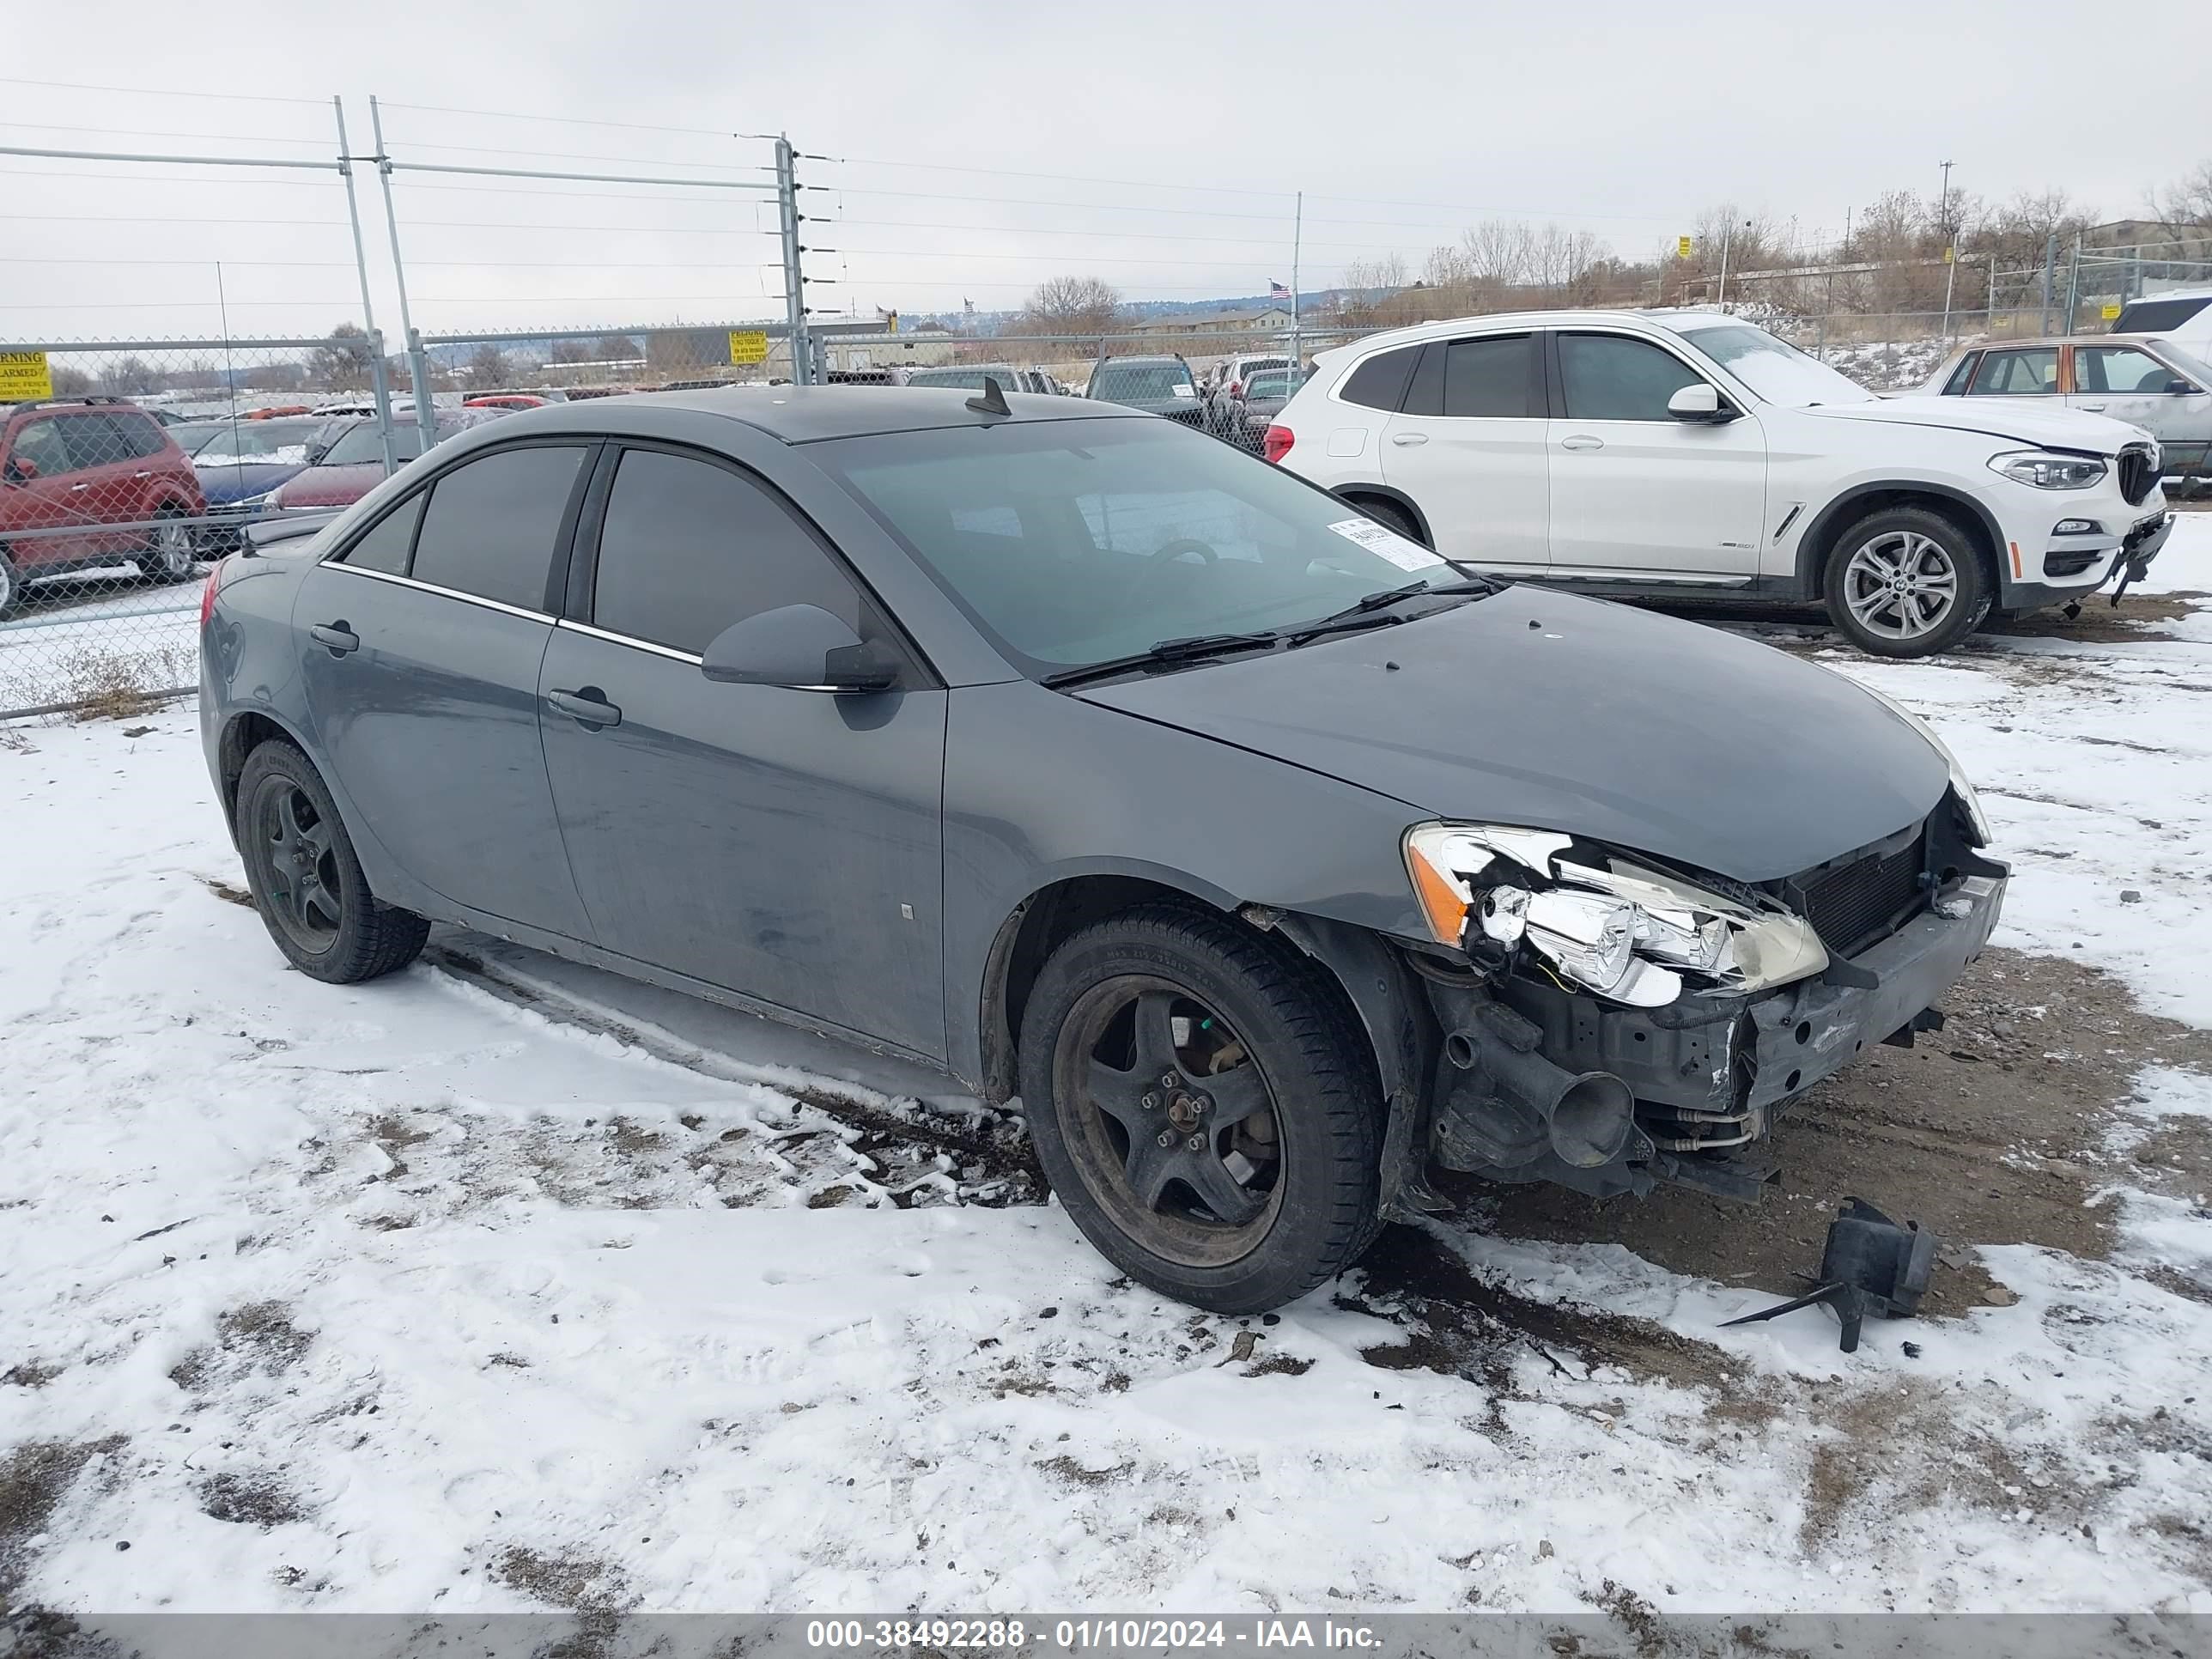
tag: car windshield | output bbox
[2161,341,2212,385]
[319,421,435,466]
[1091,363,1194,403]
[1674,323,1875,407]
[193,417,322,464]
[167,422,226,455]
[2112,295,2212,335]
[1245,372,1292,399]
[817,416,1461,677]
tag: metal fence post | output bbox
[775,136,811,386]
[332,96,398,476]
[367,97,436,423]
[368,342,398,474]
[2063,236,2081,336]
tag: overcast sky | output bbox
[4,0,2206,349]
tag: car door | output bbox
[1544,330,1768,579]
[2069,343,2208,447]
[294,439,597,938]
[1378,332,1550,570]
[0,416,97,569]
[53,411,155,558]
[538,442,948,1060]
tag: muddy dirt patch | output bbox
[1476,948,2212,1320]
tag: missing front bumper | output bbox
[1418,873,2005,1200]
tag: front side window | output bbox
[7,418,74,478]
[1941,353,1981,396]
[2075,346,2172,395]
[409,445,588,611]
[591,448,860,655]
[1557,334,1706,421]
[1966,349,2057,396]
[817,417,1455,678]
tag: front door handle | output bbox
[1389,432,1429,447]
[1559,434,1605,452]
[2077,401,2106,411]
[133,470,152,479]
[548,687,622,728]
[309,622,359,655]
[69,482,89,491]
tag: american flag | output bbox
[1269,280,1291,298]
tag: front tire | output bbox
[1348,495,1429,549]
[236,740,428,983]
[1018,904,1382,1313]
[0,549,19,618]
[1822,506,1990,659]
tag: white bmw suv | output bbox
[1268,310,2172,657]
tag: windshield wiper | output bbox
[1041,630,1280,689]
[1284,577,1496,645]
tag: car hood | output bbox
[1802,396,2148,453]
[272,463,386,508]
[1073,587,1949,883]
[195,460,305,503]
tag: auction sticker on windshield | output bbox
[1170,384,1196,398]
[1328,516,1444,573]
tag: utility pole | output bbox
[1938,159,1958,342]
[775,136,811,386]
[1717,221,1734,307]
[1289,191,1303,379]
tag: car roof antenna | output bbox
[965,378,1012,419]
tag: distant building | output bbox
[1134,307,1295,339]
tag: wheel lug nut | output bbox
[1185,1135,1204,1152]
[1160,1071,1180,1088]
[1139,1093,1158,1111]
[1156,1132,1174,1149]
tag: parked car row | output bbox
[202,379,2011,1313]
[0,395,205,613]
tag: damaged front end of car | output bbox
[1387,788,2008,1209]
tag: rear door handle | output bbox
[1389,432,1428,447]
[2077,402,2106,411]
[1559,434,1605,452]
[547,687,621,728]
[69,482,89,491]
[309,622,359,655]
[132,470,152,479]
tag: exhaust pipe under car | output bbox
[1439,1007,1637,1170]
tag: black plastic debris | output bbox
[1720,1198,1937,1353]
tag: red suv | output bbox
[0,397,207,615]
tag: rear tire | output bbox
[1348,495,1428,549]
[141,507,198,584]
[236,739,428,983]
[1018,903,1383,1313]
[1821,505,1990,659]
[0,550,19,619]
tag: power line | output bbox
[379,101,742,140]
[0,118,330,149]
[823,154,1293,202]
[0,165,342,189]
[0,76,326,106]
[389,137,771,173]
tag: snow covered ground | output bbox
[3,521,2210,1621]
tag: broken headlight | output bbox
[1404,823,1830,1008]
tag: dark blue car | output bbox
[191,416,324,550]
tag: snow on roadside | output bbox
[3,555,2211,1617]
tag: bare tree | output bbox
[1019,275,1122,337]
[307,322,380,391]
[2154,159,2212,228]
[50,362,94,396]
[592,334,645,362]
[463,344,510,391]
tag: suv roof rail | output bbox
[5,394,143,413]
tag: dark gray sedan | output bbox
[199,386,2005,1312]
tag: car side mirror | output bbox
[6,455,38,482]
[700,603,899,693]
[304,441,328,465]
[1667,383,1735,422]
[2162,376,2200,395]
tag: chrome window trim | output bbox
[322,560,552,624]
[554,617,703,665]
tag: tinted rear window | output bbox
[1337,346,1417,411]
[2112,296,2211,335]
[1442,335,1534,417]
[340,494,422,575]
[409,445,587,611]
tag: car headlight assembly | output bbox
[1988,451,2106,490]
[1848,683,1992,847]
[1404,823,1829,1009]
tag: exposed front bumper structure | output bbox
[1415,870,2005,1202]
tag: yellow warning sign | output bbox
[0,351,53,401]
[2100,302,2122,322]
[727,331,769,366]
[1675,235,1692,260]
